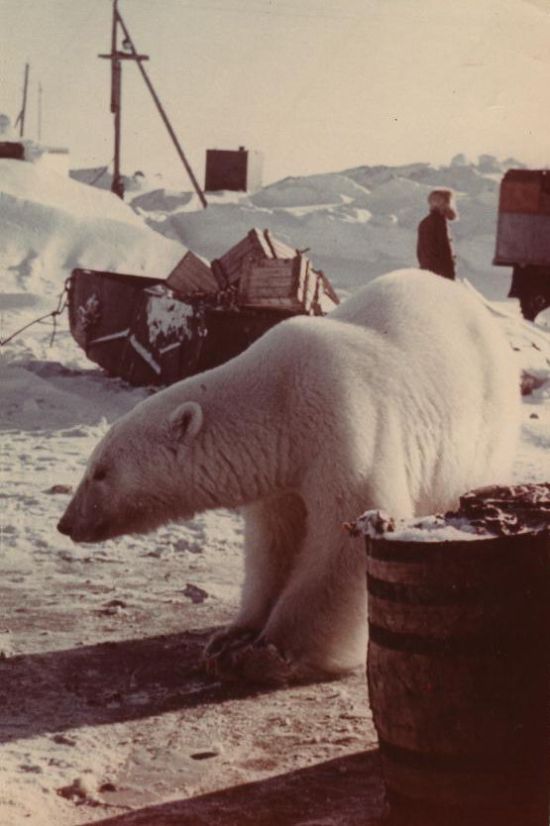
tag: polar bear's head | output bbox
[57,400,204,543]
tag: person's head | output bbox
[428,189,457,221]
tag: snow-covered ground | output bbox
[0,157,549,825]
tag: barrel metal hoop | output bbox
[367,573,486,605]
[378,737,536,774]
[368,622,533,657]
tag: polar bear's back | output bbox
[330,268,515,395]
[332,268,483,338]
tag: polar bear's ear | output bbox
[168,401,203,444]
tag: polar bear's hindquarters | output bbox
[330,268,520,509]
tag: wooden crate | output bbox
[237,255,309,311]
[238,255,340,314]
[213,228,297,285]
[166,250,220,296]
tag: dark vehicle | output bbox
[494,169,550,320]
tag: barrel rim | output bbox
[365,529,549,563]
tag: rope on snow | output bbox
[0,280,70,348]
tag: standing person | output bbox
[417,189,457,280]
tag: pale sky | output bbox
[1,0,550,185]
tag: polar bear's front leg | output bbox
[204,492,307,672]
[208,518,368,684]
[258,520,368,680]
[237,493,307,628]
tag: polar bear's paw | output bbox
[203,625,257,660]
[204,636,298,686]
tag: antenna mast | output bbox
[14,63,30,138]
[99,0,207,207]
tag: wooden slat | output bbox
[293,254,308,306]
[246,286,295,299]
[239,257,304,305]
[215,228,273,284]
[166,251,219,295]
[240,297,303,309]
[264,228,297,259]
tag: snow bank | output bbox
[131,188,194,214]
[250,173,370,208]
[0,160,184,295]
[0,161,144,222]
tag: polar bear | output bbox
[58,269,520,684]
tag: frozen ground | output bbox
[0,159,549,825]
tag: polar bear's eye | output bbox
[93,467,108,482]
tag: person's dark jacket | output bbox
[416,210,456,279]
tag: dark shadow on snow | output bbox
[1,358,148,431]
[85,748,386,826]
[0,627,276,745]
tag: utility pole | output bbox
[99,0,207,207]
[14,63,30,138]
[99,0,148,199]
[110,0,124,199]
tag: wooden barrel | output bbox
[365,490,550,826]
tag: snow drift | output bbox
[0,160,184,296]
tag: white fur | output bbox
[59,269,520,680]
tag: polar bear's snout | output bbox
[57,489,83,539]
[57,491,110,543]
[57,512,72,536]
[57,471,118,543]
